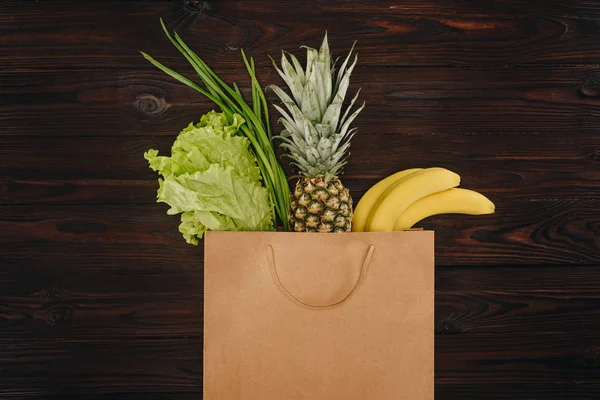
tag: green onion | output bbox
[141,18,290,231]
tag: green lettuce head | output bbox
[144,111,274,245]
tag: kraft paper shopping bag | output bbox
[204,231,434,400]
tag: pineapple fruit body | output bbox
[269,33,364,233]
[290,176,353,233]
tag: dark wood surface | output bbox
[1,0,599,398]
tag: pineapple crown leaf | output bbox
[334,40,358,93]
[285,51,306,84]
[339,88,362,127]
[270,55,302,104]
[269,33,364,177]
[338,101,365,138]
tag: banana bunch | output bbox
[352,167,495,232]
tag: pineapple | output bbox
[269,33,364,232]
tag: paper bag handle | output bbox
[267,244,375,311]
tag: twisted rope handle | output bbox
[266,244,375,310]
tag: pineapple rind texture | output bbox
[289,176,353,233]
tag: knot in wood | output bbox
[41,287,62,300]
[579,75,600,97]
[133,94,167,116]
[46,306,74,326]
[582,346,600,368]
[184,0,211,13]
[436,318,464,335]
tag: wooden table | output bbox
[2,1,599,398]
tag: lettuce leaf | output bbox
[144,111,274,244]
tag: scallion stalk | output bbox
[141,18,290,231]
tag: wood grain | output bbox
[1,133,597,206]
[0,178,156,206]
[4,0,600,69]
[2,263,599,398]
[3,66,600,136]
[0,201,598,267]
[3,0,600,398]
[3,128,597,183]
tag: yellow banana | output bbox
[352,168,422,232]
[393,188,495,231]
[366,167,461,232]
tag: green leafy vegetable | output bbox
[145,111,274,245]
[141,18,290,231]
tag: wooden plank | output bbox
[3,66,600,137]
[0,201,597,266]
[0,339,201,398]
[3,260,600,340]
[2,167,599,208]
[2,264,600,398]
[2,1,600,399]
[436,331,600,398]
[2,333,599,399]
[0,178,156,206]
[1,132,597,205]
[436,384,600,400]
[436,266,600,334]
[4,0,600,68]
